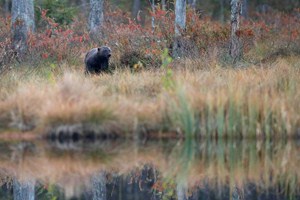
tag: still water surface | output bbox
[0,138,299,200]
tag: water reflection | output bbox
[13,179,35,200]
[91,172,106,200]
[0,139,299,200]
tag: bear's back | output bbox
[84,48,98,63]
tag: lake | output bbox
[0,138,299,200]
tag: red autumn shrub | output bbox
[0,15,18,72]
[27,10,89,63]
[1,3,299,71]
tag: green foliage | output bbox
[176,89,196,138]
[35,0,77,25]
[166,87,197,138]
[45,63,57,84]
[161,48,174,90]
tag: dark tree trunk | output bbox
[173,0,186,58]
[11,0,35,56]
[161,0,166,10]
[132,0,141,22]
[80,0,88,7]
[220,0,225,23]
[4,0,10,15]
[229,0,243,63]
[81,0,88,17]
[242,0,248,19]
[232,186,245,200]
[151,0,155,32]
[89,0,104,38]
[187,0,196,9]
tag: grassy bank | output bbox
[0,56,299,139]
[0,4,299,139]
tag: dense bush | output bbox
[0,3,300,71]
[28,10,88,64]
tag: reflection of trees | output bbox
[174,137,195,200]
[13,179,35,200]
[92,172,106,200]
[10,142,36,200]
[87,165,158,200]
[0,139,298,199]
[138,164,157,192]
[177,182,188,200]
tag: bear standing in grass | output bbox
[84,46,111,74]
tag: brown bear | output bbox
[84,46,111,74]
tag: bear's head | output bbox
[98,46,111,59]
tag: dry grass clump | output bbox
[172,58,300,138]
[0,56,299,138]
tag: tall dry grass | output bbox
[0,56,299,139]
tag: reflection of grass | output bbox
[0,57,299,138]
[202,140,299,198]
[36,182,63,200]
[0,140,299,199]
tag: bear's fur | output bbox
[84,46,111,74]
